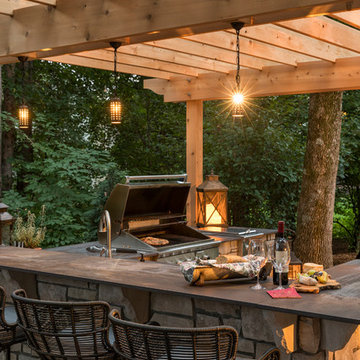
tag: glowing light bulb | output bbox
[232,92,244,105]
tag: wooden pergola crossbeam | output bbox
[1,0,360,61]
[144,56,360,102]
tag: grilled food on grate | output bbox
[141,236,169,246]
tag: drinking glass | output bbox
[266,240,291,290]
[247,240,267,290]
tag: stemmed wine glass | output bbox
[247,240,267,290]
[266,240,291,290]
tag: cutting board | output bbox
[290,279,341,294]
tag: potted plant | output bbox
[12,206,46,249]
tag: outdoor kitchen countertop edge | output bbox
[0,247,359,324]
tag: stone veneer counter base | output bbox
[0,247,359,324]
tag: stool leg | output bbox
[6,348,10,360]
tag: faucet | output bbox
[99,210,112,258]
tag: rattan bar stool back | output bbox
[0,286,26,360]
[12,289,116,360]
[109,309,238,360]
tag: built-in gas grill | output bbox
[96,175,220,263]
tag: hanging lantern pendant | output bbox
[18,104,30,129]
[231,22,245,119]
[109,42,123,125]
[17,56,31,129]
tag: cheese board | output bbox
[290,279,341,294]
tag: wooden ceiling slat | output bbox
[24,0,56,5]
[184,32,316,66]
[0,3,13,16]
[119,44,237,73]
[0,0,38,16]
[276,17,360,54]
[330,10,360,29]
[235,23,357,62]
[47,54,174,80]
[146,38,285,69]
[77,49,201,77]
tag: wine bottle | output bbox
[273,221,289,285]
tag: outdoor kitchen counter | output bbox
[0,247,359,324]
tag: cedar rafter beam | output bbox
[76,49,201,77]
[0,4,13,16]
[24,0,56,5]
[2,0,360,61]
[144,56,360,102]
[184,32,316,66]
[119,44,238,73]
[147,38,283,68]
[331,9,360,28]
[230,23,357,62]
[276,17,360,54]
[47,54,176,80]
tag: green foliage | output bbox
[336,91,360,250]
[4,113,119,247]
[203,96,308,230]
[333,197,355,240]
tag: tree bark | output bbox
[1,64,16,192]
[295,92,343,269]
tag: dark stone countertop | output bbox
[0,247,359,324]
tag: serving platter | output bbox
[290,279,341,294]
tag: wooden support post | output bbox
[186,100,203,226]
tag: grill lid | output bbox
[104,175,190,233]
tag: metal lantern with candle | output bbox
[109,42,123,125]
[0,203,14,245]
[196,172,228,229]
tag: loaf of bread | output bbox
[303,263,324,273]
[216,254,248,264]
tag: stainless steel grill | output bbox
[96,174,220,263]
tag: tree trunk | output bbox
[295,92,343,269]
[1,64,16,192]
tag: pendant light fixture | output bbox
[109,42,122,125]
[231,21,245,119]
[18,56,31,129]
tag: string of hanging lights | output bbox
[109,42,122,125]
[17,56,31,129]
[231,21,245,119]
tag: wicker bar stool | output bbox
[0,286,26,360]
[109,309,238,360]
[12,289,117,359]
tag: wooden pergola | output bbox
[1,0,360,224]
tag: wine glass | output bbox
[247,240,267,290]
[266,240,291,290]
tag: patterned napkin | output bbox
[267,287,302,299]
